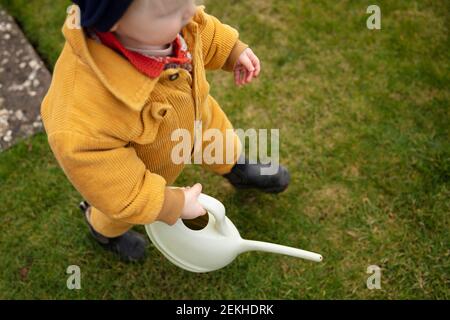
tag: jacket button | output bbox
[169,73,179,81]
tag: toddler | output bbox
[41,0,290,261]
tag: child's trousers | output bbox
[89,96,243,237]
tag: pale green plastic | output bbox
[145,193,323,273]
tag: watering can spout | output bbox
[239,240,323,263]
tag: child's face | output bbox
[112,0,197,48]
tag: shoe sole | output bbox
[230,183,289,194]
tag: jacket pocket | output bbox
[133,102,173,145]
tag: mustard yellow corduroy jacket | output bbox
[40,5,248,226]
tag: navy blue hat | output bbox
[72,0,134,32]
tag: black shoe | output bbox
[223,154,290,193]
[79,201,148,262]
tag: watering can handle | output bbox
[197,193,231,236]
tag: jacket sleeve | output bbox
[194,6,249,71]
[47,130,185,226]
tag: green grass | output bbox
[0,0,449,299]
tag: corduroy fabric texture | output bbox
[41,5,247,237]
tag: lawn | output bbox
[0,0,448,299]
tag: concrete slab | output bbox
[0,8,51,152]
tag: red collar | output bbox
[94,31,192,78]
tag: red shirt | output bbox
[94,31,192,78]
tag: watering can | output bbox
[145,193,323,273]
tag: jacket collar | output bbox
[61,9,199,111]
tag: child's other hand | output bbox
[180,183,207,220]
[234,48,261,87]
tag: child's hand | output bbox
[234,48,261,87]
[180,183,207,220]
